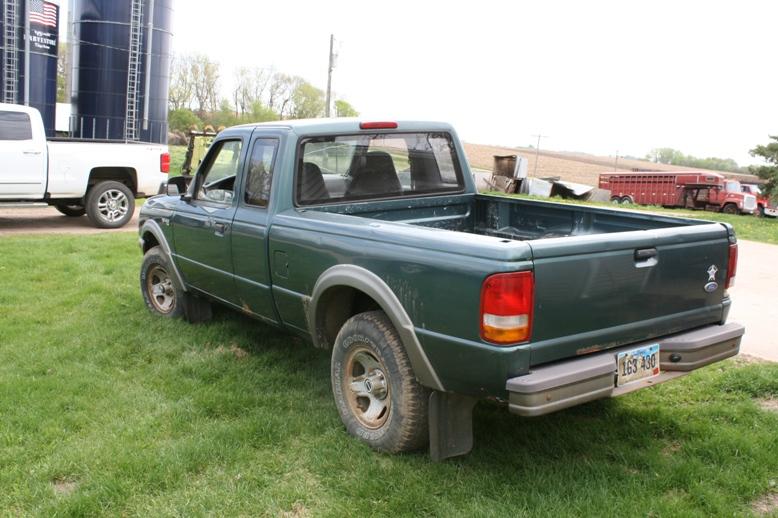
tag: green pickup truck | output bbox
[138,120,744,460]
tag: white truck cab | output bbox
[0,103,169,228]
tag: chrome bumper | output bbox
[506,322,744,417]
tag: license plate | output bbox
[616,344,660,386]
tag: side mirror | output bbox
[165,183,180,196]
[166,175,191,200]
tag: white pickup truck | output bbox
[0,103,169,228]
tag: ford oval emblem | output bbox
[704,281,718,293]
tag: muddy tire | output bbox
[331,310,429,453]
[140,246,212,323]
[721,203,739,215]
[55,204,86,217]
[86,181,135,228]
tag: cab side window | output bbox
[244,138,279,207]
[196,139,242,204]
[0,111,33,141]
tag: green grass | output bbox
[492,192,778,245]
[169,144,187,177]
[1,233,777,516]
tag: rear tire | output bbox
[140,246,212,323]
[55,204,86,217]
[721,203,739,215]
[620,196,634,205]
[86,181,135,228]
[331,310,429,453]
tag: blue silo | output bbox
[70,0,172,143]
[1,0,60,136]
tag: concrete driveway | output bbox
[727,239,777,362]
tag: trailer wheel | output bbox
[620,196,634,205]
[85,181,135,228]
[721,203,739,215]
[610,196,620,204]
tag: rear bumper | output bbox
[506,322,744,417]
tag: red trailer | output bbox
[599,171,757,215]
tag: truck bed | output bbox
[306,193,731,367]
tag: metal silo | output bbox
[1,0,60,136]
[70,0,172,143]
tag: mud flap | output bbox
[428,391,478,462]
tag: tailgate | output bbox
[528,223,732,366]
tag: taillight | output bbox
[160,152,170,173]
[359,121,398,130]
[480,271,534,345]
[725,243,738,289]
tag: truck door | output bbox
[0,108,46,199]
[231,134,281,322]
[171,138,243,304]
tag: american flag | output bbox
[29,0,58,28]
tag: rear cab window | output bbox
[0,111,33,140]
[296,132,464,205]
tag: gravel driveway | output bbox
[0,205,139,236]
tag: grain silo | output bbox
[1,0,60,136]
[70,0,172,143]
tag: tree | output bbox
[188,54,220,116]
[750,136,778,197]
[168,108,201,133]
[56,42,69,102]
[645,147,743,173]
[334,99,359,117]
[169,54,195,110]
[290,81,325,119]
[233,66,271,116]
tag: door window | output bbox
[0,111,33,140]
[195,139,243,204]
[244,138,279,207]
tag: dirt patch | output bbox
[0,206,138,236]
[752,492,778,516]
[662,441,682,456]
[51,478,77,495]
[734,354,771,366]
[280,502,310,518]
[758,398,778,414]
[215,345,249,359]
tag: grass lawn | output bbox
[1,233,777,516]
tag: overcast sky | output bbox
[64,0,778,165]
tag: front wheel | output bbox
[55,204,86,217]
[331,311,430,453]
[721,203,739,215]
[86,181,135,228]
[140,246,212,322]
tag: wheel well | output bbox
[141,231,160,253]
[314,286,382,349]
[88,167,138,194]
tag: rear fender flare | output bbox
[139,219,188,292]
[309,264,445,392]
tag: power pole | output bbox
[614,150,619,171]
[531,133,549,177]
[325,34,334,117]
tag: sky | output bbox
[62,0,778,165]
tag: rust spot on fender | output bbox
[240,299,252,313]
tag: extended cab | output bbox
[138,120,744,460]
[0,103,169,228]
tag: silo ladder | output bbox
[3,0,19,104]
[125,0,144,141]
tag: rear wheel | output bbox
[610,196,620,204]
[721,203,739,215]
[620,196,634,205]
[86,181,135,228]
[331,310,429,453]
[55,204,86,217]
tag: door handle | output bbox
[22,150,42,155]
[213,222,229,236]
[634,247,658,268]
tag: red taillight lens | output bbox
[160,152,170,173]
[480,271,534,345]
[725,243,738,289]
[359,121,398,130]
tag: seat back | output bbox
[298,162,330,203]
[346,151,403,197]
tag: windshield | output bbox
[296,132,464,205]
[725,180,742,193]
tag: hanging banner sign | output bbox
[28,0,59,56]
